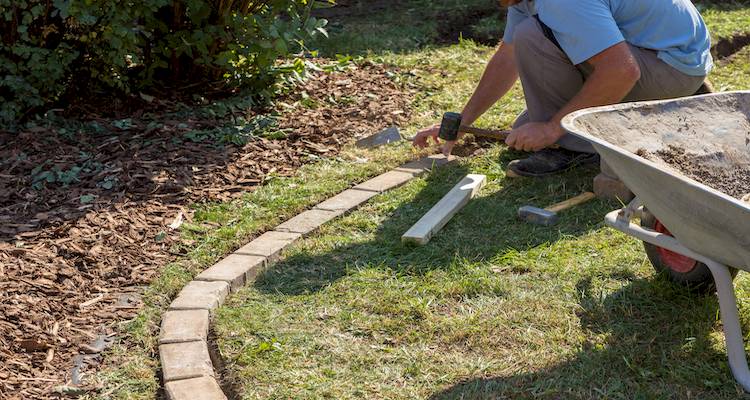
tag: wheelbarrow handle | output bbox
[605,208,750,393]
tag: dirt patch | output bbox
[450,136,496,157]
[637,145,750,199]
[0,61,413,398]
[713,32,750,59]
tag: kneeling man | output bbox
[414,0,713,177]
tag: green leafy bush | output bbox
[0,0,328,127]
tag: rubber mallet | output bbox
[438,112,511,141]
[518,192,596,226]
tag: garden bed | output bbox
[0,62,413,398]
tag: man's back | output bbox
[507,0,713,76]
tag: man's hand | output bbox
[412,124,458,156]
[412,124,441,149]
[505,122,564,152]
[440,139,457,157]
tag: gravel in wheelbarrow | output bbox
[636,145,750,200]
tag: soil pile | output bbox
[637,145,750,199]
[0,62,413,398]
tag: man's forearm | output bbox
[503,42,642,152]
[550,43,641,132]
[461,42,519,126]
[550,69,636,129]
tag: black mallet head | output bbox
[438,112,462,141]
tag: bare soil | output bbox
[0,62,413,399]
[637,145,750,199]
[713,32,750,59]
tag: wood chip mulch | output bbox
[0,62,414,399]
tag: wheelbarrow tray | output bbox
[562,91,750,271]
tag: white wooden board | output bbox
[401,174,486,245]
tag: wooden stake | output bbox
[402,174,486,245]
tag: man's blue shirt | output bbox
[503,0,713,76]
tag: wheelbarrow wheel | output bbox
[640,209,737,292]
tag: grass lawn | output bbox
[700,2,750,42]
[212,1,750,399]
[216,153,747,399]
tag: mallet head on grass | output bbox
[518,206,559,226]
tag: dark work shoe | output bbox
[508,148,600,177]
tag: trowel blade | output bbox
[355,126,402,149]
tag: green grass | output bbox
[700,2,750,42]
[214,1,750,400]
[216,149,750,399]
[712,46,750,91]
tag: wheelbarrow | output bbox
[562,91,750,391]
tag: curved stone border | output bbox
[158,155,453,399]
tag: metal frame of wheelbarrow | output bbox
[606,197,750,392]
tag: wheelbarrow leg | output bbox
[605,206,750,391]
[705,259,750,392]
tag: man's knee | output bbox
[513,18,545,49]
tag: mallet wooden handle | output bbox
[461,125,560,149]
[459,125,510,140]
[546,192,596,213]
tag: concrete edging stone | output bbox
[157,155,453,399]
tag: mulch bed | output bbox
[0,61,413,399]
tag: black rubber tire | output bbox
[641,209,737,293]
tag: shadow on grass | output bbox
[253,150,608,296]
[248,149,750,398]
[310,0,506,57]
[429,276,749,399]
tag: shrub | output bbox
[0,0,328,128]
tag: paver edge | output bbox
[157,155,454,397]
